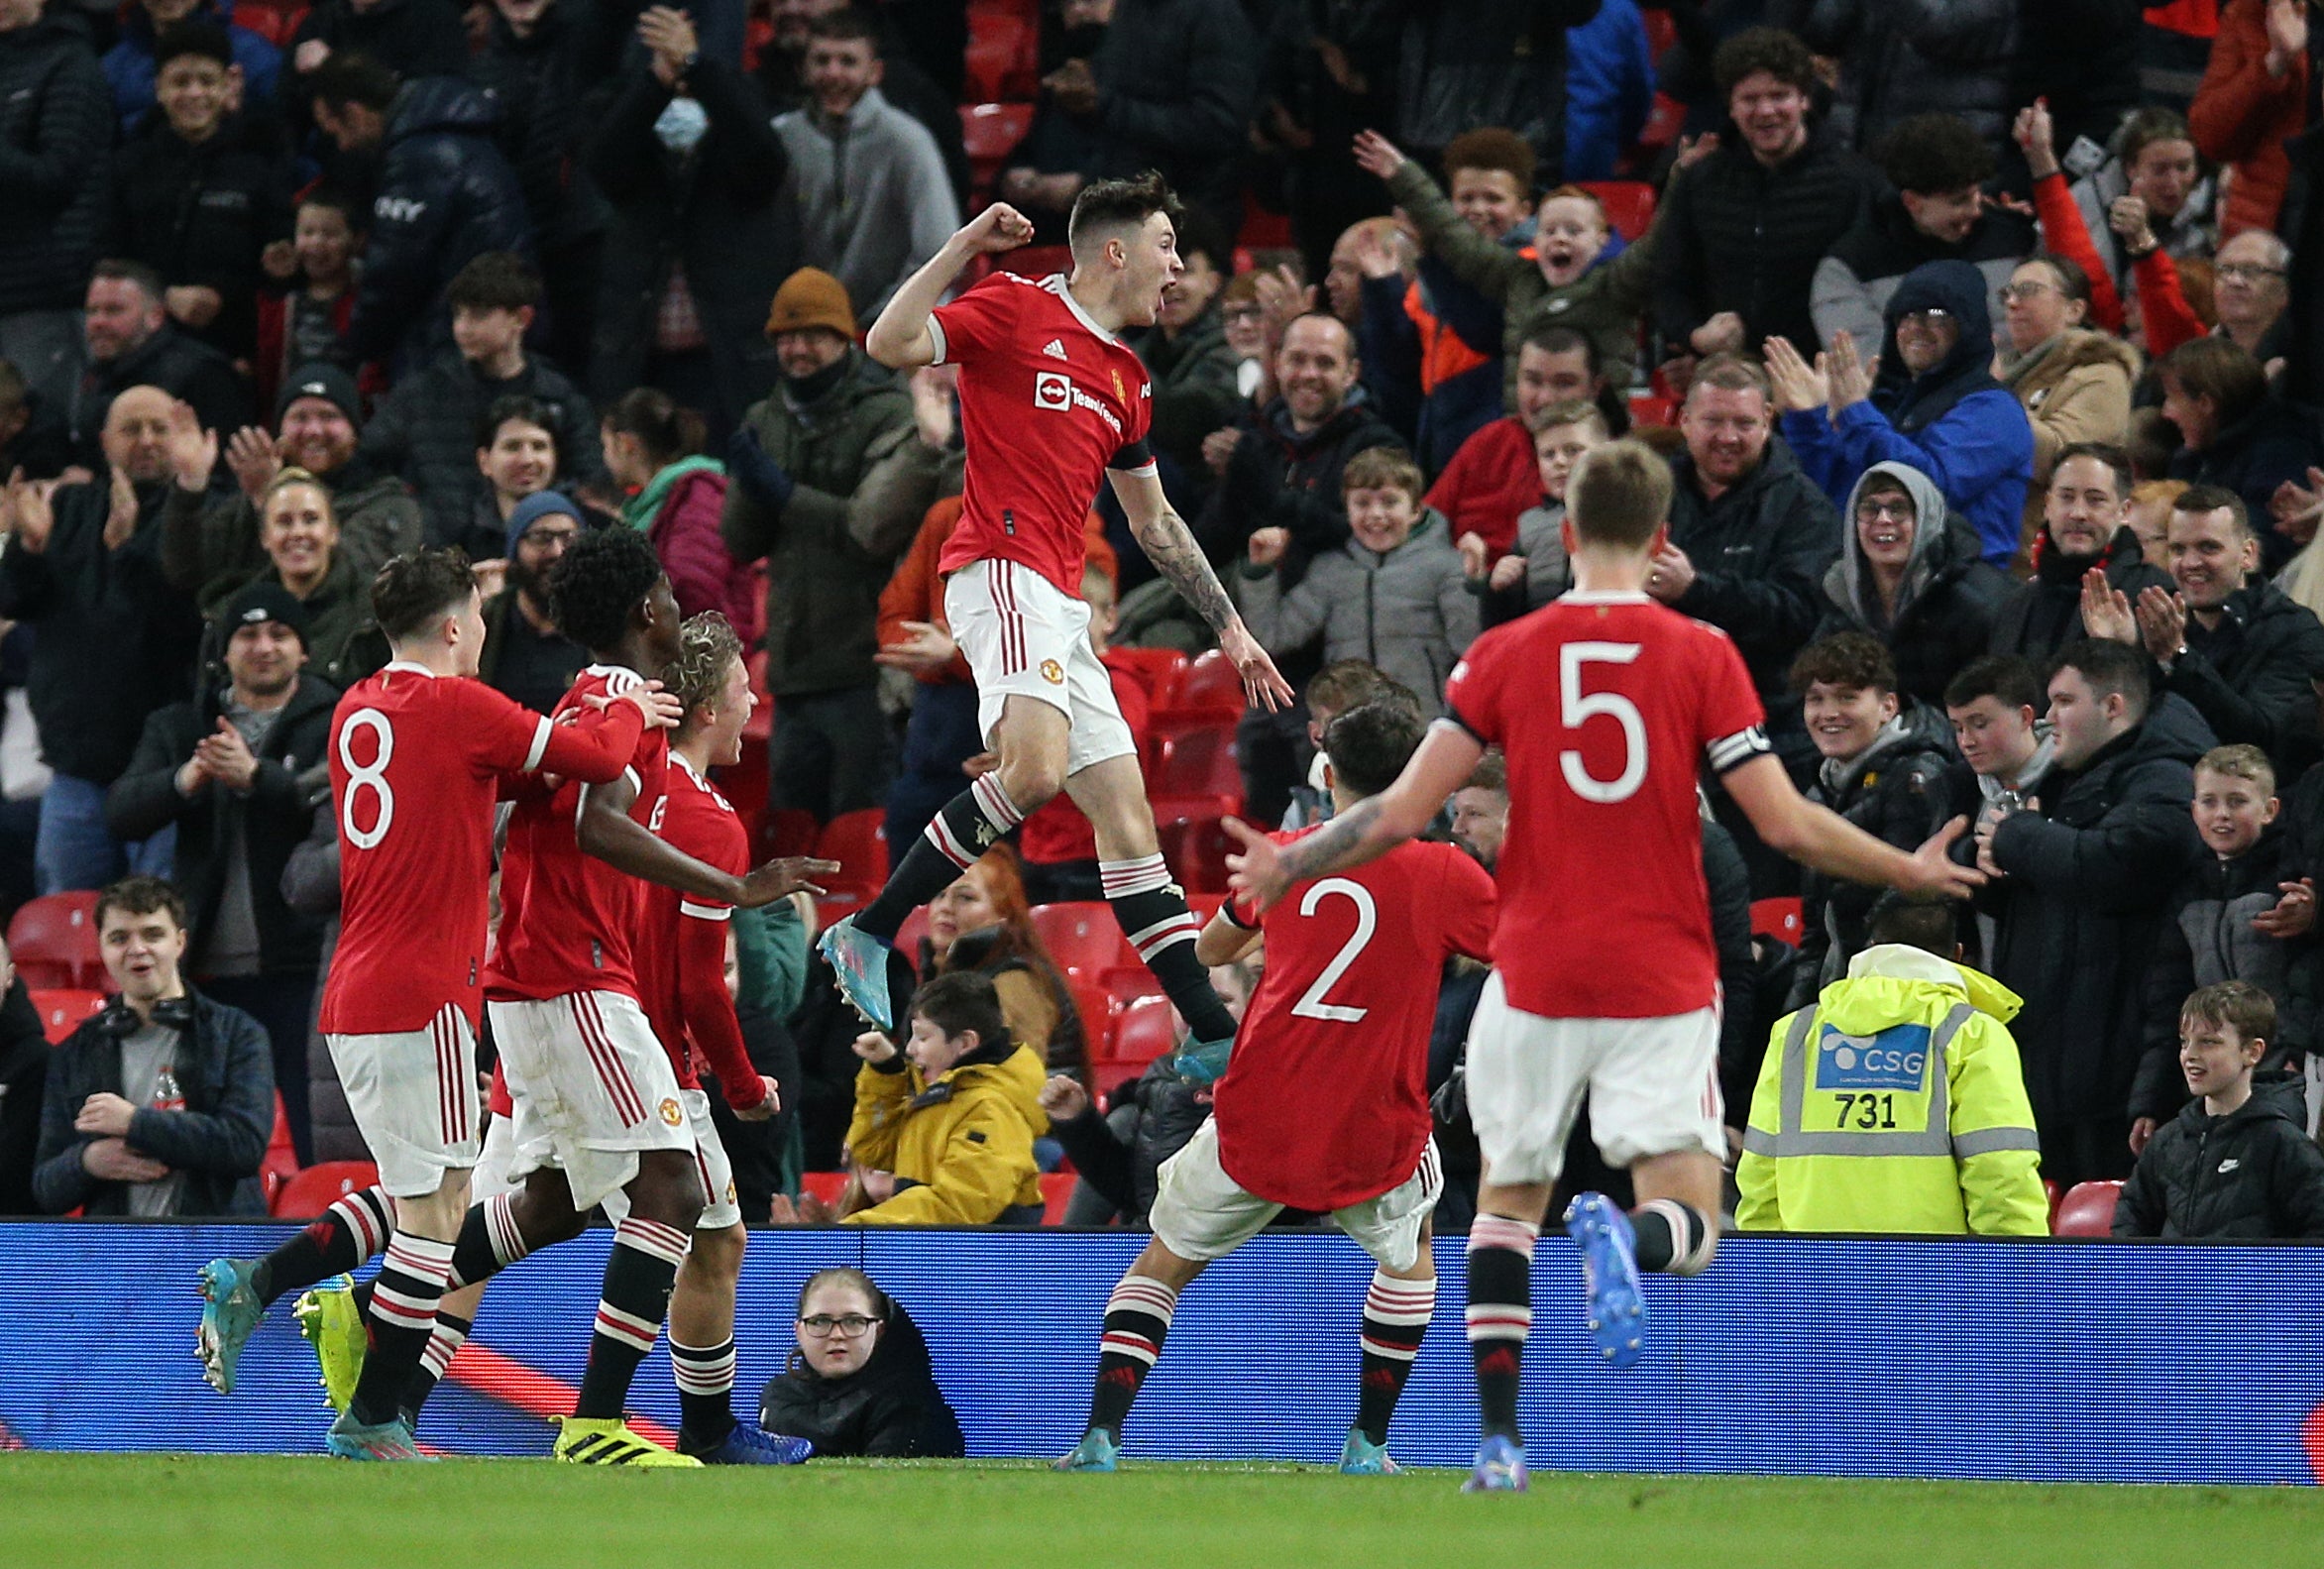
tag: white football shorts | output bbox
[1149,1117,1443,1273]
[485,990,694,1212]
[945,557,1137,777]
[327,1003,483,1198]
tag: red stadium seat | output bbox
[264,1093,299,1188]
[1635,91,1685,152]
[959,102,1034,195]
[271,1161,380,1219]
[9,891,103,990]
[2045,1179,2062,1230]
[1039,1170,1077,1224]
[234,0,310,48]
[816,809,890,888]
[1068,980,1118,1058]
[1152,648,1245,726]
[815,886,872,926]
[1108,646,1188,698]
[893,905,934,962]
[1238,191,1293,251]
[1157,812,1236,894]
[1105,994,1177,1069]
[764,807,820,858]
[1579,180,1655,243]
[1030,901,1120,981]
[2052,1180,2123,1238]
[1627,392,1679,428]
[1750,897,1804,945]
[799,1171,848,1209]
[963,0,1040,102]
[29,988,102,1044]
[998,245,1073,280]
[1149,726,1241,810]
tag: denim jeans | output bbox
[35,774,173,895]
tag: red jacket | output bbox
[2189,0,2309,236]
[1423,415,1537,557]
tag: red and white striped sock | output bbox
[448,1192,533,1289]
[1355,1270,1436,1444]
[1101,854,1237,1043]
[252,1185,391,1306]
[1086,1273,1178,1438]
[347,1232,456,1427]
[575,1216,690,1419]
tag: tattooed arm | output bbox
[1109,464,1295,711]
[1226,722,1485,910]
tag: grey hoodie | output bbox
[1828,460,1952,632]
[775,86,961,319]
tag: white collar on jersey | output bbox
[1564,590,1652,606]
[382,659,437,678]
[670,752,707,787]
[1042,274,1120,346]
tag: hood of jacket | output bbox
[1832,940,2026,1024]
[1998,327,2143,393]
[2167,1080,2308,1138]
[388,75,503,143]
[1816,701,1952,798]
[1878,260,2003,434]
[1829,460,1961,624]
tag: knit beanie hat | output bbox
[765,268,857,341]
[506,489,585,557]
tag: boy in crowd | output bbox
[1237,447,1478,721]
[1279,660,1419,831]
[1464,399,1609,625]
[2114,981,2324,1239]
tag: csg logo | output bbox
[1814,1022,1930,1091]
[1034,371,1072,410]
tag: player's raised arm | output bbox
[1108,463,1294,712]
[1226,720,1484,911]
[865,203,1036,369]
[1721,753,1984,900]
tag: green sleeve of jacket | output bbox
[1948,1020,2050,1237]
[1384,161,1525,300]
[735,899,809,1022]
[842,1096,1036,1225]
[1732,1010,1794,1231]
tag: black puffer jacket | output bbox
[1194,393,1406,584]
[289,0,468,82]
[2132,828,2315,1122]
[0,477,203,784]
[2158,582,2324,770]
[1051,1058,1211,1226]
[1986,695,2213,1146]
[467,3,607,253]
[360,348,602,549]
[108,111,293,361]
[0,10,110,317]
[67,324,255,466]
[103,673,338,976]
[1989,525,2171,669]
[1813,461,2011,707]
[1651,122,1882,356]
[1393,0,1601,173]
[2113,1079,2324,1239]
[2169,398,2324,572]
[1778,0,2019,152]
[344,76,534,370]
[759,1296,965,1457]
[1077,0,1260,233]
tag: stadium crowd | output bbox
[6,0,2324,1246]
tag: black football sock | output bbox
[1101,854,1238,1043]
[1630,1198,1716,1276]
[1085,1274,1178,1439]
[1466,1215,1538,1444]
[574,1217,689,1420]
[402,1310,473,1427]
[1354,1270,1435,1446]
[857,774,1025,941]
[252,1186,391,1306]
[347,1233,455,1428]
[671,1337,738,1446]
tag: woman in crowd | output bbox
[195,470,372,685]
[903,845,1090,1085]
[1994,253,2140,565]
[758,1267,965,1458]
[601,388,756,635]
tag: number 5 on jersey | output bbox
[1560,642,1645,805]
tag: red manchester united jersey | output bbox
[1442,591,1768,1020]
[319,662,644,1035]
[488,666,669,1004]
[1211,834,1495,1212]
[932,271,1155,596]
[633,754,760,1102]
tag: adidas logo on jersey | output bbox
[1043,339,1068,360]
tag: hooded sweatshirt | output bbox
[1814,460,2012,705]
[1782,260,2036,567]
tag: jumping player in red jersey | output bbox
[194,547,680,1460]
[820,175,1293,1073]
[1056,702,1496,1475]
[1224,441,1985,1493]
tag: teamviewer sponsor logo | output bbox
[1814,1022,1930,1091]
[1035,371,1072,409]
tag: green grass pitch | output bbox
[6,1455,2324,1568]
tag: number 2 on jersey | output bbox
[1559,641,1646,804]
[1289,878,1376,1023]
[340,708,395,849]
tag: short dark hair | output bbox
[2050,637,2151,721]
[475,393,560,462]
[1567,438,1672,549]
[910,969,1011,1053]
[1790,631,1897,696]
[155,18,235,72]
[308,52,399,113]
[2050,440,2133,500]
[2171,482,2252,540]
[297,184,364,233]
[2159,337,2269,429]
[90,258,166,306]
[1441,127,1537,191]
[95,875,187,935]
[1944,654,2043,714]
[547,527,664,653]
[1713,26,1817,97]
[1875,113,1995,194]
[808,6,881,49]
[1521,322,1601,373]
[1867,897,1959,957]
[1322,701,1427,799]
[2182,978,2273,1048]
[1341,444,1424,504]
[447,252,542,314]
[1067,171,1185,255]
[1171,209,1231,277]
[372,548,477,642]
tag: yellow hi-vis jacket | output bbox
[1736,944,2048,1236]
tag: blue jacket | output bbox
[1564,0,1653,181]
[345,76,534,371]
[1782,259,2033,565]
[103,0,280,137]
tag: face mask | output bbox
[654,94,709,154]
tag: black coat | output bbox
[2168,398,2324,572]
[360,348,603,549]
[1050,1057,1211,1225]
[1651,124,1882,357]
[468,5,608,252]
[0,979,48,1216]
[107,112,293,362]
[758,1297,965,1458]
[289,0,469,82]
[344,76,535,371]
[584,59,790,433]
[1986,695,2214,1142]
[1393,0,1600,174]
[1778,0,2019,152]
[1989,525,2171,669]
[1814,517,2011,709]
[0,10,110,317]
[32,991,275,1217]
[66,324,255,466]
[103,674,338,976]
[0,478,203,784]
[1194,395,1407,583]
[2158,582,2324,770]
[2113,1080,2324,1239]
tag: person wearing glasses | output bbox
[1992,253,2139,568]
[758,1267,965,1458]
